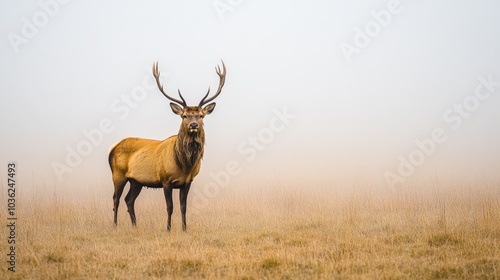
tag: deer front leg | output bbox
[163,183,174,231]
[179,182,191,232]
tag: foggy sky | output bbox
[1,0,499,192]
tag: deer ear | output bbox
[203,102,216,115]
[170,103,183,115]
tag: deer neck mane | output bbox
[174,128,205,171]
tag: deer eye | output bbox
[182,115,187,119]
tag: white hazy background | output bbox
[1,0,499,198]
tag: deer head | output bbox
[152,61,226,134]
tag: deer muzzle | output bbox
[189,122,199,132]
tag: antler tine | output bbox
[199,60,226,107]
[177,89,187,106]
[199,87,210,106]
[152,62,187,107]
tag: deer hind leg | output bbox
[112,175,128,226]
[125,180,143,226]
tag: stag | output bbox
[108,60,226,231]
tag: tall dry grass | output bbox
[2,178,500,279]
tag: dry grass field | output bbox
[2,178,500,279]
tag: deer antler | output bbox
[152,62,187,107]
[199,60,226,107]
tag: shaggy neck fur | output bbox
[174,127,205,171]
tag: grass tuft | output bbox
[261,258,280,270]
[428,232,462,247]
